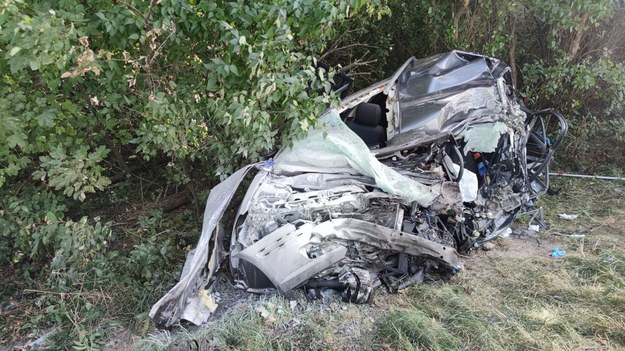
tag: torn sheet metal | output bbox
[394,52,526,138]
[149,163,259,327]
[235,222,346,293]
[151,51,567,328]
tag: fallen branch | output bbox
[339,59,378,72]
[23,289,111,300]
[550,232,586,238]
[320,43,381,60]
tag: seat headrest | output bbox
[355,103,382,126]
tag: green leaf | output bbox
[46,211,58,222]
[9,47,22,56]
[7,134,26,148]
[29,61,40,71]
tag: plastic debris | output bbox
[500,228,512,238]
[551,247,567,257]
[558,213,578,220]
[454,164,478,202]
[261,158,274,171]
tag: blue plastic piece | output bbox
[551,247,567,257]
[477,162,486,177]
[261,159,274,171]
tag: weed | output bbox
[374,248,625,350]
[377,309,462,351]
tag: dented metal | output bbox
[151,51,567,327]
[149,164,259,327]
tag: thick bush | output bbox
[0,1,385,346]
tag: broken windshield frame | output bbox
[384,56,418,95]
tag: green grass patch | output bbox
[375,247,625,350]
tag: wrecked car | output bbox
[150,51,568,327]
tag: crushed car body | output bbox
[150,51,568,327]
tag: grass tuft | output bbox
[376,309,462,351]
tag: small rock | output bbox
[482,242,496,251]
[518,229,538,237]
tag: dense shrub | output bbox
[0,0,384,346]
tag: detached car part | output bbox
[150,51,567,327]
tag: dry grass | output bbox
[378,247,625,350]
[138,178,625,351]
